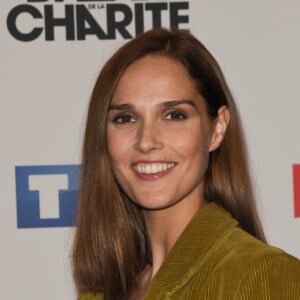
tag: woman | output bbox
[73,28,300,299]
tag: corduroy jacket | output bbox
[78,202,300,299]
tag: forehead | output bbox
[112,54,200,105]
[118,54,192,84]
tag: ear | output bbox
[209,105,230,152]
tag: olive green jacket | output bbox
[78,203,300,299]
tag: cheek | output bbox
[107,129,122,163]
[168,127,207,158]
[107,128,133,164]
[169,128,201,155]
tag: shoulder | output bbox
[217,227,300,298]
[186,226,300,299]
[213,225,300,277]
[77,292,103,300]
[233,250,300,299]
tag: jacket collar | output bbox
[144,202,238,299]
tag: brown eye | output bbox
[113,114,136,124]
[165,110,187,120]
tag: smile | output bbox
[133,162,176,175]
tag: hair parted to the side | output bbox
[72,28,266,300]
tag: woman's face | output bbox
[107,54,222,211]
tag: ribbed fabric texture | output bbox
[78,203,300,299]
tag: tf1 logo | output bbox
[15,165,80,228]
[293,164,300,218]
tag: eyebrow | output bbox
[109,99,196,111]
[109,103,134,111]
[160,99,196,109]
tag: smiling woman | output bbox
[107,54,221,212]
[72,28,300,300]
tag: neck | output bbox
[143,197,207,278]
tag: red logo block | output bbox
[293,165,300,218]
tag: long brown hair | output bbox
[72,28,266,299]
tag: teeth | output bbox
[134,163,175,174]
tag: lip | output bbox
[131,160,177,181]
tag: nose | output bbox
[135,120,163,153]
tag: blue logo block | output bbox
[15,165,80,228]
